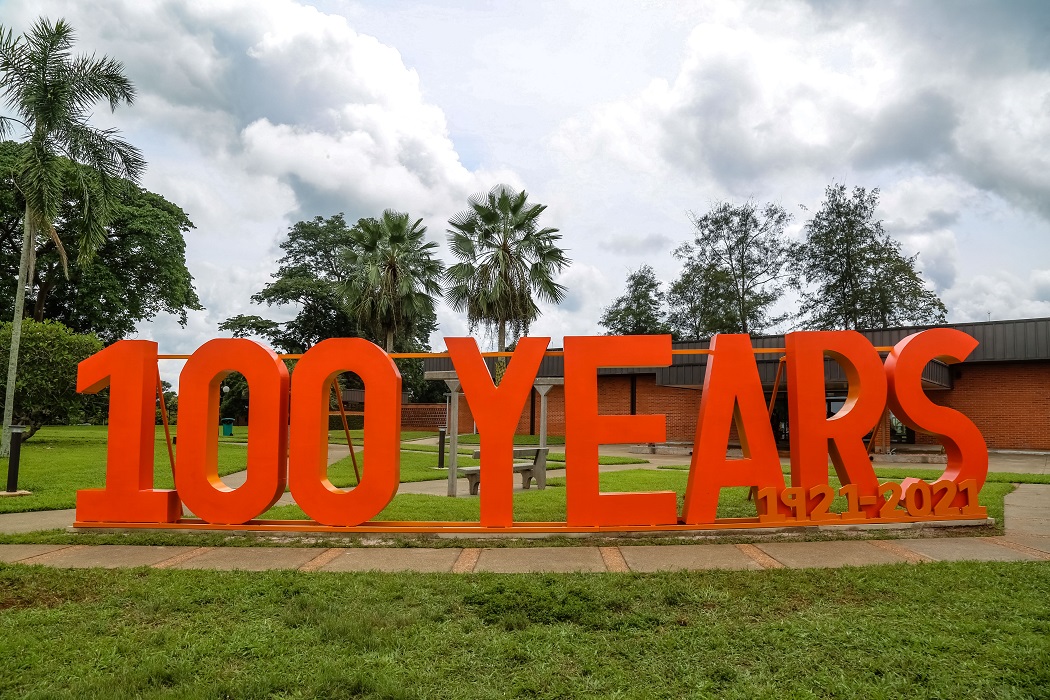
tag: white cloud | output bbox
[942,273,1050,323]
[5,0,1050,361]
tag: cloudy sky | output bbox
[4,0,1050,374]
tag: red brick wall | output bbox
[915,361,1050,450]
[453,375,702,441]
[400,404,445,431]
[416,360,1049,450]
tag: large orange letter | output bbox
[289,338,401,526]
[682,334,786,524]
[886,329,987,508]
[176,339,288,525]
[76,341,181,523]
[786,331,884,516]
[565,335,677,526]
[447,336,549,527]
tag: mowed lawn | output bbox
[0,426,639,516]
[0,426,1017,529]
[0,427,453,514]
[0,561,1046,698]
[266,470,1014,525]
[0,426,252,514]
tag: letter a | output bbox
[682,334,786,524]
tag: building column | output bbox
[444,379,461,496]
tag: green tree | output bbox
[221,214,362,354]
[445,185,570,352]
[793,184,946,330]
[677,200,793,335]
[156,379,177,425]
[599,265,672,336]
[0,142,201,344]
[667,259,740,340]
[0,18,144,456]
[0,319,101,440]
[342,209,444,352]
[221,213,443,403]
[217,372,249,424]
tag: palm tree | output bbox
[445,185,569,352]
[0,18,144,455]
[342,210,444,352]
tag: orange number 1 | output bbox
[76,341,181,523]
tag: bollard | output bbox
[437,427,447,471]
[6,425,25,493]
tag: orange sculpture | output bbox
[564,335,677,526]
[447,336,549,527]
[74,331,989,532]
[176,339,288,524]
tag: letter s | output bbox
[885,329,987,508]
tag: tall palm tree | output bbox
[0,18,144,455]
[445,185,569,352]
[342,210,444,352]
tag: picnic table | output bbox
[458,447,549,496]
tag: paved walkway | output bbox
[1,448,1048,572]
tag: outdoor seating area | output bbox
[460,447,549,495]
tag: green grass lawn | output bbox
[325,450,479,487]
[0,427,458,514]
[400,443,476,456]
[0,562,1046,698]
[217,426,437,445]
[456,433,566,445]
[0,427,1017,533]
[264,469,1013,526]
[0,426,250,514]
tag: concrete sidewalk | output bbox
[0,483,1047,573]
[2,442,1049,573]
[1,528,1047,573]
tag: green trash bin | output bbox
[220,418,235,437]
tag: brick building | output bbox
[415,318,1050,452]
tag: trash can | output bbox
[220,418,235,437]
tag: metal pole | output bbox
[6,425,25,493]
[446,382,460,497]
[437,426,446,472]
[539,391,549,451]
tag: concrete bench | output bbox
[459,447,549,496]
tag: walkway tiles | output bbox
[37,545,198,569]
[474,546,605,573]
[1006,517,1050,536]
[0,544,70,563]
[619,544,761,571]
[756,541,908,568]
[1001,534,1050,555]
[170,547,321,571]
[319,548,459,573]
[0,509,75,534]
[896,538,1038,562]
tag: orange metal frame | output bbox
[156,347,899,360]
[76,512,984,534]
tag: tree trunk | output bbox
[385,328,394,353]
[1,208,34,457]
[33,273,55,321]
[494,321,508,386]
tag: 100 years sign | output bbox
[74,329,987,533]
